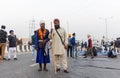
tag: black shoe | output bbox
[83,56,87,58]
[14,58,18,60]
[56,68,60,72]
[8,58,11,61]
[91,57,94,59]
[3,58,6,60]
[44,68,48,71]
[38,68,42,71]
[64,70,69,73]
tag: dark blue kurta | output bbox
[35,29,50,64]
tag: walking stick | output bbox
[53,54,57,74]
[51,22,57,74]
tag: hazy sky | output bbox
[0,0,120,41]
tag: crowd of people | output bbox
[0,18,69,74]
[0,18,120,75]
[67,33,95,59]
[67,35,120,59]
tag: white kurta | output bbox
[49,27,68,55]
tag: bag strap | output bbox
[55,29,65,46]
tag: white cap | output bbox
[87,34,91,37]
[40,20,45,24]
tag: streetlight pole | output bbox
[67,21,69,34]
[99,17,112,41]
[105,18,108,40]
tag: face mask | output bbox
[55,25,60,29]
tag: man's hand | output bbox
[64,45,68,49]
[43,40,46,44]
[35,48,38,51]
[50,28,53,33]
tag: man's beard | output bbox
[55,25,60,29]
[41,26,45,30]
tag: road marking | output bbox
[30,63,38,67]
[17,52,31,55]
[4,52,32,59]
[5,52,31,56]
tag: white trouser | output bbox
[54,53,68,70]
[102,46,105,52]
[8,47,17,59]
[115,47,120,53]
[32,45,36,59]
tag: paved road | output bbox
[0,52,120,78]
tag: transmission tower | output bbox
[29,18,36,39]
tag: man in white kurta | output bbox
[49,18,69,73]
